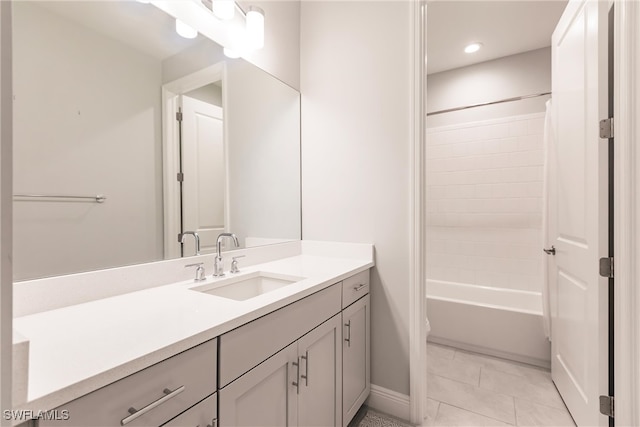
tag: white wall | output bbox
[427,48,551,127]
[301,1,413,397]
[426,49,550,294]
[12,3,164,280]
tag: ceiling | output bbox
[427,1,568,75]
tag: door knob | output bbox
[543,246,556,255]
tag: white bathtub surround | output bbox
[427,280,550,368]
[426,343,575,427]
[11,241,373,415]
[426,113,545,293]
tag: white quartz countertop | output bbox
[13,253,373,414]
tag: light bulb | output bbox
[224,25,249,58]
[175,19,198,39]
[464,42,483,54]
[246,6,264,49]
[212,0,235,21]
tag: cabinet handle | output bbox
[353,283,367,291]
[345,321,351,347]
[292,358,300,394]
[121,385,185,425]
[300,351,309,386]
[207,418,218,427]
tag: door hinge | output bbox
[599,117,614,139]
[177,172,184,182]
[599,395,614,418]
[176,111,183,122]
[599,257,614,279]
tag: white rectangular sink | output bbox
[192,271,306,301]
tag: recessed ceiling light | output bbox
[464,42,483,54]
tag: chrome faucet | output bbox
[213,233,240,277]
[180,231,201,256]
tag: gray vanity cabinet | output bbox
[220,314,342,427]
[35,269,371,427]
[218,284,343,427]
[219,315,342,427]
[342,272,371,427]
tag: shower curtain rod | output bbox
[426,91,552,117]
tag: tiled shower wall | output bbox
[426,113,545,293]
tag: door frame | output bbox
[161,62,229,259]
[613,1,640,425]
[413,0,640,425]
[409,0,427,424]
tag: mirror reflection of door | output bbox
[179,86,228,257]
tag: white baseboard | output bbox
[366,384,410,422]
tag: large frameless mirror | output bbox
[12,1,301,281]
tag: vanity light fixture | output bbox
[175,18,198,39]
[464,42,483,54]
[211,0,235,21]
[222,5,265,58]
[246,6,264,49]
[223,24,248,58]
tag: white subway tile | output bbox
[508,120,529,137]
[528,117,545,135]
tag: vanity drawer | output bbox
[161,393,216,427]
[40,339,217,427]
[342,270,370,308]
[219,283,341,387]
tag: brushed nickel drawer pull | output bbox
[345,321,351,347]
[353,283,367,291]
[121,385,185,425]
[292,358,300,394]
[300,351,309,386]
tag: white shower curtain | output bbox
[541,99,554,340]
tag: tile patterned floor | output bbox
[425,342,576,427]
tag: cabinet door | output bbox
[219,342,298,427]
[342,294,370,427]
[297,314,342,427]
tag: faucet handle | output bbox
[230,255,245,274]
[185,262,206,281]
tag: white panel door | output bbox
[181,95,226,255]
[550,1,607,426]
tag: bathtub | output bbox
[427,279,551,368]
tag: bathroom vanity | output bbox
[13,242,372,427]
